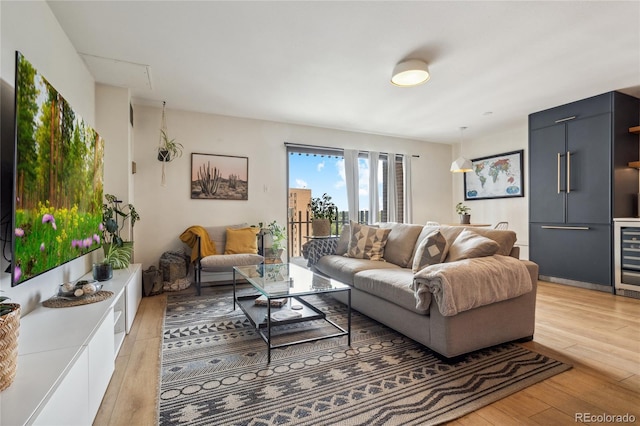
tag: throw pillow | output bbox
[345,221,391,261]
[224,227,260,254]
[412,230,448,273]
[446,228,500,262]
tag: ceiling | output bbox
[47,1,640,144]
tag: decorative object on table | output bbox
[253,295,287,307]
[42,290,113,308]
[57,280,103,298]
[157,101,183,185]
[190,153,248,200]
[92,261,113,281]
[258,220,286,260]
[464,149,524,200]
[455,202,471,224]
[308,193,337,236]
[0,295,20,391]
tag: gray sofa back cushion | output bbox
[378,222,424,268]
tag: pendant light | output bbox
[450,127,473,173]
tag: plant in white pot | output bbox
[456,202,471,224]
[0,294,20,391]
[259,220,287,259]
[308,193,337,236]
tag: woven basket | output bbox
[0,303,20,392]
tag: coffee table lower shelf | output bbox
[236,294,350,362]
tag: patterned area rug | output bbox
[159,286,570,425]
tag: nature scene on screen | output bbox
[13,53,104,284]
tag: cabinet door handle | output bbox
[541,225,590,230]
[557,153,561,194]
[555,116,576,123]
[566,151,571,193]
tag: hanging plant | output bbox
[157,101,183,186]
[157,129,183,162]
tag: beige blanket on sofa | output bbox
[412,255,532,316]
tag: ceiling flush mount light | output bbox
[391,59,430,87]
[450,127,473,173]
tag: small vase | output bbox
[460,214,471,224]
[93,263,113,281]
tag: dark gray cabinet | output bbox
[529,91,639,289]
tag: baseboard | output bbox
[539,275,613,293]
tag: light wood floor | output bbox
[94,281,640,425]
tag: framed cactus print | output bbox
[190,153,248,200]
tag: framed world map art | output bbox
[464,150,524,200]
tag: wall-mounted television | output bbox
[8,51,104,285]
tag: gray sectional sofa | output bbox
[312,223,538,359]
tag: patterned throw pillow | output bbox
[346,221,391,261]
[412,230,448,273]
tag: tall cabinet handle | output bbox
[557,153,561,194]
[566,151,571,193]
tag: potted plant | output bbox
[455,202,471,224]
[93,243,133,279]
[259,220,287,259]
[157,129,183,162]
[101,194,140,264]
[0,294,20,391]
[308,193,337,236]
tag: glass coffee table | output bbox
[233,263,351,362]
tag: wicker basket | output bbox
[0,303,20,392]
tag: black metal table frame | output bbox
[233,268,351,363]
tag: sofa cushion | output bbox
[224,227,260,254]
[412,230,448,273]
[335,224,350,255]
[315,255,401,285]
[437,226,517,257]
[346,221,391,261]
[200,253,264,272]
[378,222,424,267]
[446,229,500,262]
[353,269,429,315]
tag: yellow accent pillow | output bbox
[224,227,260,254]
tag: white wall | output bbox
[132,105,453,268]
[451,122,530,258]
[0,1,99,314]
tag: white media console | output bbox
[0,264,142,425]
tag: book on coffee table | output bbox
[254,295,287,307]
